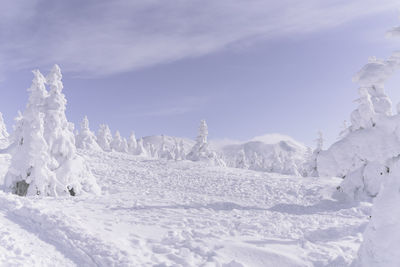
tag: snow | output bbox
[0,18,398,267]
[355,159,400,267]
[0,149,370,266]
[219,133,309,175]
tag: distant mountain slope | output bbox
[213,134,310,176]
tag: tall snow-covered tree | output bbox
[97,124,113,151]
[158,135,173,160]
[122,137,128,153]
[178,140,186,160]
[75,115,101,150]
[187,120,225,166]
[127,131,137,154]
[172,139,181,160]
[4,70,57,196]
[235,149,249,169]
[111,131,127,152]
[42,65,100,196]
[187,120,209,161]
[305,131,324,177]
[0,112,9,140]
[149,143,157,158]
[136,137,148,156]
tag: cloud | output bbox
[387,26,400,37]
[1,0,399,77]
[127,95,207,117]
[132,106,193,117]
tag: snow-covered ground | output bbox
[0,149,370,266]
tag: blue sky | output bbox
[0,1,400,147]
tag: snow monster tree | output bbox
[4,65,100,196]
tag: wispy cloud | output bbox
[132,106,193,118]
[127,95,207,118]
[1,0,399,77]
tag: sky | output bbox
[0,0,400,147]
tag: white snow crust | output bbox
[0,150,369,266]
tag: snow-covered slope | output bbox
[0,149,369,266]
[217,134,309,175]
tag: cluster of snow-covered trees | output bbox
[0,64,227,199]
[313,22,400,266]
[3,66,100,197]
[75,116,225,166]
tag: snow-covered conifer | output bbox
[8,111,23,149]
[97,124,113,151]
[111,131,127,152]
[305,131,323,177]
[172,139,181,160]
[0,112,8,140]
[136,138,148,156]
[158,135,173,160]
[187,120,225,166]
[178,140,186,160]
[149,143,157,158]
[235,149,248,169]
[75,116,101,150]
[122,137,128,153]
[4,70,58,196]
[42,65,100,196]
[128,131,137,154]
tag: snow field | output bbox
[0,149,364,266]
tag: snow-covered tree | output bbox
[235,149,249,169]
[0,112,8,140]
[122,137,128,153]
[319,24,400,200]
[75,116,101,150]
[0,112,10,149]
[111,131,127,152]
[149,143,157,158]
[187,120,209,161]
[158,135,173,160]
[136,138,148,156]
[305,131,323,177]
[127,131,137,154]
[355,158,400,266]
[97,124,113,151]
[173,142,180,160]
[187,120,225,166]
[4,70,58,196]
[8,111,23,149]
[42,65,100,196]
[178,140,186,160]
